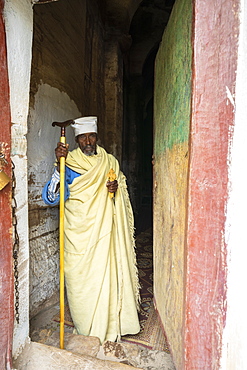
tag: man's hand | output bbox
[55,142,69,172]
[106,180,118,193]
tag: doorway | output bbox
[122,0,175,230]
[27,0,176,361]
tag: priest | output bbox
[42,116,140,343]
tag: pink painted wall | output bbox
[0,2,14,368]
[184,0,240,368]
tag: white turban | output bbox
[71,116,97,136]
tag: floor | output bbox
[26,298,175,370]
[15,205,176,369]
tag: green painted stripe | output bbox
[154,0,192,155]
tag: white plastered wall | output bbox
[3,0,33,358]
[221,0,247,368]
[28,83,80,315]
[28,83,78,198]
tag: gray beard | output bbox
[82,145,95,156]
[84,150,95,156]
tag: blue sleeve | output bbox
[42,166,80,206]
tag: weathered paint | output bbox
[153,0,192,368]
[185,0,240,368]
[154,0,192,157]
[0,2,14,368]
[4,0,33,358]
[153,143,189,368]
[221,1,247,367]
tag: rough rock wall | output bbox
[153,0,192,368]
[104,37,123,161]
[28,0,123,315]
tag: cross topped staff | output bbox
[107,168,117,199]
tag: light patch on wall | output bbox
[32,0,59,4]
[28,82,80,205]
[4,0,33,126]
[226,86,235,109]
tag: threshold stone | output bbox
[13,341,142,370]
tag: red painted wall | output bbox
[0,1,14,369]
[185,0,239,368]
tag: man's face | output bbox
[76,132,97,156]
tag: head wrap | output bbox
[71,116,97,136]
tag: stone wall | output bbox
[28,0,124,315]
[153,0,192,368]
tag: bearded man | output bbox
[42,116,140,343]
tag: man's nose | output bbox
[86,135,90,144]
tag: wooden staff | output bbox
[52,119,74,349]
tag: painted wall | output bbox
[3,0,33,360]
[153,0,192,368]
[222,0,247,368]
[185,0,239,368]
[0,3,14,368]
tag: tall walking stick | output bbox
[52,119,74,349]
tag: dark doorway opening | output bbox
[122,0,175,233]
[121,0,176,353]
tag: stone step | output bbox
[15,331,175,369]
[13,341,142,370]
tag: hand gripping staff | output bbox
[52,119,74,349]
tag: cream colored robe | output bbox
[64,145,140,343]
